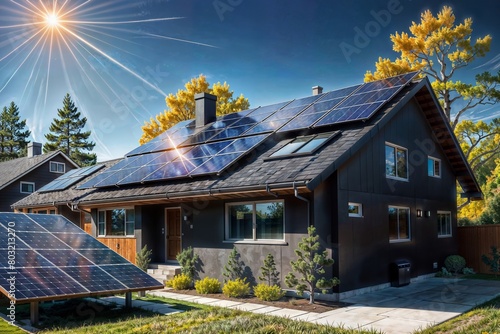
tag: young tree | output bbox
[223,247,245,282]
[44,93,96,166]
[364,6,499,129]
[140,75,250,144]
[285,226,339,304]
[0,102,31,161]
[258,254,280,286]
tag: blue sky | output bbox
[0,0,499,161]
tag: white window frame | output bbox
[437,211,452,238]
[348,202,363,218]
[97,207,135,237]
[385,142,409,181]
[20,181,35,194]
[388,206,411,243]
[225,200,285,244]
[428,156,441,178]
[50,161,66,173]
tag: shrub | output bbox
[444,255,466,274]
[195,277,221,294]
[253,283,285,301]
[135,245,152,272]
[176,247,200,280]
[462,267,476,275]
[259,254,280,286]
[482,246,500,277]
[168,274,192,290]
[435,267,452,277]
[222,278,250,298]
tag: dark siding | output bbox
[0,155,77,212]
[335,99,458,292]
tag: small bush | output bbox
[222,278,250,298]
[253,283,285,301]
[462,267,476,275]
[444,255,466,274]
[195,277,221,294]
[435,267,452,277]
[176,247,200,280]
[482,246,500,277]
[168,274,192,290]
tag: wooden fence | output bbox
[97,237,137,264]
[457,225,500,274]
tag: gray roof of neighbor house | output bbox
[12,76,482,210]
[0,151,78,191]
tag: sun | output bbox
[45,13,60,28]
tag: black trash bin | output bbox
[390,260,411,287]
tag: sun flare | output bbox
[45,13,60,27]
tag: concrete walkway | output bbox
[147,277,500,334]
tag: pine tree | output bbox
[44,93,96,166]
[223,247,245,282]
[285,226,339,304]
[0,102,31,161]
[259,254,280,286]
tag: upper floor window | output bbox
[269,132,336,158]
[385,143,408,180]
[428,157,441,178]
[389,206,411,242]
[437,211,452,237]
[98,208,135,237]
[50,161,65,173]
[20,181,35,194]
[226,201,284,241]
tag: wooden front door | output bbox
[166,208,182,261]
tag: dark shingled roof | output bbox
[12,77,482,209]
[0,151,75,191]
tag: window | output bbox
[348,203,363,217]
[385,143,408,180]
[20,182,35,194]
[388,206,411,242]
[226,201,284,241]
[428,157,441,178]
[97,208,135,237]
[270,133,335,158]
[50,161,65,173]
[437,211,452,237]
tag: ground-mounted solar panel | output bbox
[313,72,418,128]
[0,213,163,303]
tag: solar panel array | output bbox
[78,72,418,189]
[38,164,105,193]
[0,213,163,302]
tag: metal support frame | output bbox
[30,301,39,325]
[125,292,132,308]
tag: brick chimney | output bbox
[28,142,42,157]
[195,93,217,128]
[312,86,323,96]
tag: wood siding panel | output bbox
[458,226,500,274]
[97,237,137,264]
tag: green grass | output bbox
[1,295,381,334]
[0,318,26,334]
[462,273,500,281]
[416,296,500,334]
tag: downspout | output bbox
[293,182,311,227]
[266,184,278,198]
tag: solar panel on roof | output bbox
[0,213,163,303]
[38,164,105,193]
[313,72,418,128]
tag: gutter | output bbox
[294,181,311,227]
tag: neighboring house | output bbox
[0,142,78,212]
[13,73,482,299]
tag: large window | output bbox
[20,181,35,194]
[97,208,135,237]
[389,206,411,242]
[50,161,65,173]
[226,201,284,241]
[428,157,441,178]
[437,211,452,237]
[385,143,408,180]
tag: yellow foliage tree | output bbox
[140,75,250,144]
[364,6,497,129]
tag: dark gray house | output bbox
[0,143,78,212]
[13,73,482,299]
